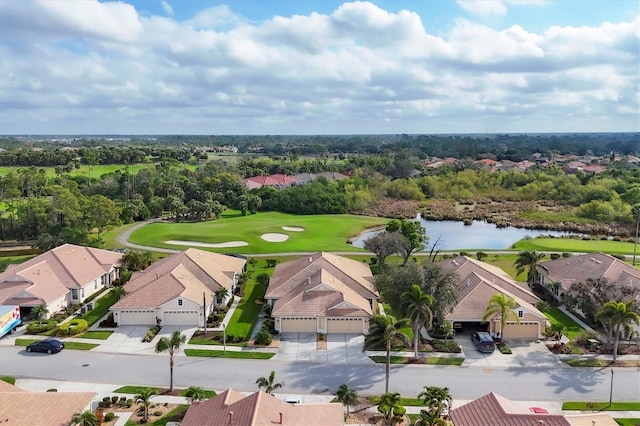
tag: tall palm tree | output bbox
[70,410,99,426]
[336,383,359,417]
[364,315,410,393]
[184,385,209,403]
[514,251,545,286]
[482,293,519,341]
[418,386,452,421]
[256,370,283,395]
[632,204,640,266]
[155,331,187,392]
[135,388,156,423]
[595,301,640,362]
[401,285,434,359]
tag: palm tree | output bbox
[112,285,125,300]
[632,204,640,266]
[364,315,410,393]
[481,293,519,341]
[414,409,447,426]
[184,385,208,403]
[514,251,545,286]
[595,301,640,362]
[377,392,405,425]
[31,303,48,322]
[70,410,99,426]
[256,370,283,395]
[155,331,187,392]
[336,383,359,417]
[418,386,452,421]
[442,322,455,342]
[135,388,156,423]
[215,287,229,306]
[401,285,434,359]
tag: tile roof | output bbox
[438,256,540,305]
[181,389,344,426]
[0,381,95,426]
[536,252,640,291]
[266,253,377,318]
[112,248,245,309]
[449,392,570,426]
[0,243,122,305]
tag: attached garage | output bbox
[118,310,155,325]
[280,317,317,333]
[162,310,200,326]
[503,321,540,340]
[327,318,364,333]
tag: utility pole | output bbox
[609,368,614,407]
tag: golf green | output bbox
[127,211,388,254]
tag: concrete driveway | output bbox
[457,336,564,368]
[93,326,197,355]
[274,333,372,364]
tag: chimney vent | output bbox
[592,420,596,426]
[228,411,234,424]
[279,412,283,424]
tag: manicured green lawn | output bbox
[78,330,113,340]
[563,402,640,411]
[615,419,640,426]
[543,307,585,340]
[122,210,387,254]
[184,349,275,359]
[15,338,98,350]
[114,385,161,394]
[77,291,118,327]
[513,238,636,255]
[563,358,610,367]
[225,269,268,340]
[369,355,463,365]
[0,164,157,179]
[124,404,189,426]
[0,376,15,385]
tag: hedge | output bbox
[26,320,58,334]
[58,319,89,336]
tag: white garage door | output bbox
[327,318,364,333]
[119,310,155,325]
[163,310,199,326]
[504,321,539,340]
[280,317,316,333]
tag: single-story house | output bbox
[0,380,96,426]
[181,388,344,426]
[0,243,123,318]
[265,252,378,334]
[244,174,299,190]
[449,392,617,426]
[111,248,245,326]
[535,252,640,301]
[438,256,548,340]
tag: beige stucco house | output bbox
[437,256,548,340]
[265,252,378,334]
[0,243,123,318]
[111,248,245,326]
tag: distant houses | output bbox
[244,172,348,189]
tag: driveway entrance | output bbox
[274,333,371,364]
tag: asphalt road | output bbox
[1,347,638,401]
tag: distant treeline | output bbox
[0,133,638,167]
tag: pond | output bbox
[351,214,574,251]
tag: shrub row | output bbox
[430,339,462,353]
[26,320,58,334]
[99,396,132,409]
[142,325,161,342]
[58,319,88,336]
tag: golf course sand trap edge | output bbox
[282,226,304,232]
[165,240,249,248]
[261,233,289,242]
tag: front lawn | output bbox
[225,266,268,341]
[77,291,119,327]
[78,330,113,340]
[615,419,640,426]
[0,376,15,385]
[543,307,585,340]
[124,404,189,426]
[563,358,640,368]
[369,355,463,365]
[15,338,98,350]
[563,402,640,411]
[184,349,275,359]
[114,385,161,394]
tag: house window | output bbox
[518,310,524,318]
[95,280,98,289]
[178,299,183,307]
[71,289,78,300]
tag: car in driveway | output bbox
[471,332,495,353]
[26,339,65,354]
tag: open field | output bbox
[513,237,636,255]
[0,163,201,179]
[124,210,388,254]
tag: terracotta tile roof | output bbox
[113,249,245,309]
[438,256,540,305]
[536,252,640,291]
[449,392,570,426]
[181,389,344,426]
[0,382,95,426]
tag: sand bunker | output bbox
[261,233,289,242]
[165,240,248,248]
[282,226,304,232]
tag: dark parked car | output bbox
[26,339,64,354]
[471,332,495,353]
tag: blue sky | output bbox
[0,0,638,134]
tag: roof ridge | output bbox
[250,390,262,426]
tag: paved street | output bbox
[1,346,639,402]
